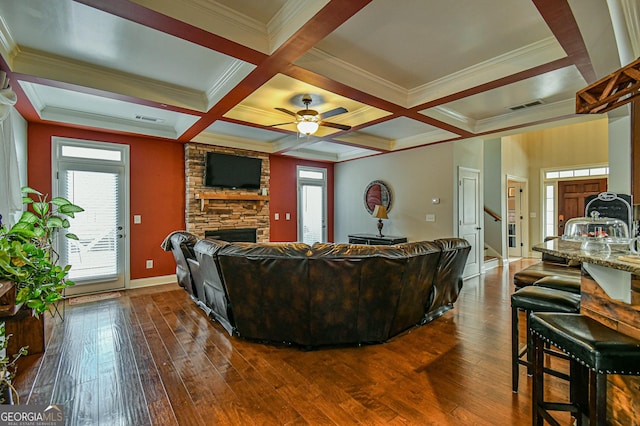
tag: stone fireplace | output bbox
[185,143,269,242]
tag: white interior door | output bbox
[53,138,129,295]
[507,180,524,258]
[458,167,481,278]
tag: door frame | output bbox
[505,175,529,259]
[51,137,130,294]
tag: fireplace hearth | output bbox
[205,228,257,243]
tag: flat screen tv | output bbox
[205,152,262,189]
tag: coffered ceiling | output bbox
[0,0,637,162]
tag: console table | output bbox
[348,234,407,245]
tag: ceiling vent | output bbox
[134,114,164,123]
[508,99,544,111]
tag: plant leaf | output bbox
[59,204,84,215]
[17,211,38,225]
[33,202,49,217]
[21,186,41,196]
[51,197,71,207]
[46,217,64,228]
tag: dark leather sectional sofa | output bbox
[162,232,470,347]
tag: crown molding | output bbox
[422,106,476,134]
[131,0,270,53]
[205,60,256,110]
[408,37,566,106]
[193,130,275,153]
[333,132,393,151]
[393,128,460,150]
[473,98,575,134]
[40,105,180,139]
[267,0,329,54]
[14,48,207,111]
[295,48,409,106]
[0,15,18,69]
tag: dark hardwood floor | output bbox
[14,259,574,425]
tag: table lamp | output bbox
[372,205,388,237]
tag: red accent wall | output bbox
[27,124,185,280]
[269,155,334,242]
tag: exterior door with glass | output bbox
[297,166,327,245]
[53,139,129,295]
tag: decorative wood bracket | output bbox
[576,57,640,114]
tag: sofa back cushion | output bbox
[218,242,312,344]
[163,231,198,296]
[310,243,409,344]
[389,241,441,335]
[430,238,471,312]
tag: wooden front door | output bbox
[557,178,607,235]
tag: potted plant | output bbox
[0,187,83,357]
[0,186,83,317]
[0,187,84,315]
[0,322,27,404]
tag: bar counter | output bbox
[532,239,640,424]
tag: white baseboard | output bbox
[128,274,176,289]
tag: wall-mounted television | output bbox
[205,152,262,189]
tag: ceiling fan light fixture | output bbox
[297,119,319,135]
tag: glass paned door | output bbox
[297,166,327,244]
[300,184,324,244]
[54,138,128,295]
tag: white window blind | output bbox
[63,169,119,281]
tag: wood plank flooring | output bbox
[14,259,574,425]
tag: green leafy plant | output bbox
[0,186,83,317]
[0,322,27,404]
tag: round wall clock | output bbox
[363,180,392,214]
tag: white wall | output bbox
[483,138,503,256]
[608,115,631,194]
[334,142,455,242]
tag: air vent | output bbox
[134,114,164,123]
[508,99,544,111]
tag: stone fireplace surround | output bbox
[185,143,270,242]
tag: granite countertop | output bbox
[532,238,640,274]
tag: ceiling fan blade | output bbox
[321,107,348,119]
[268,121,296,127]
[320,121,351,131]
[275,107,298,117]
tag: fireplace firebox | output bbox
[205,228,257,243]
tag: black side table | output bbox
[348,234,408,245]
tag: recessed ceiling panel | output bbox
[20,81,200,138]
[427,66,587,121]
[224,74,391,135]
[308,0,556,89]
[0,0,255,98]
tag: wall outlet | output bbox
[274,213,280,220]
[146,259,153,269]
[134,215,142,224]
[286,213,291,220]
[425,214,436,222]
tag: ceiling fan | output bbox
[270,94,351,136]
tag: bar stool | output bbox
[511,286,580,392]
[533,275,581,295]
[530,313,640,425]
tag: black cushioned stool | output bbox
[530,313,640,426]
[533,275,581,295]
[511,286,580,392]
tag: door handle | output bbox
[475,227,482,230]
